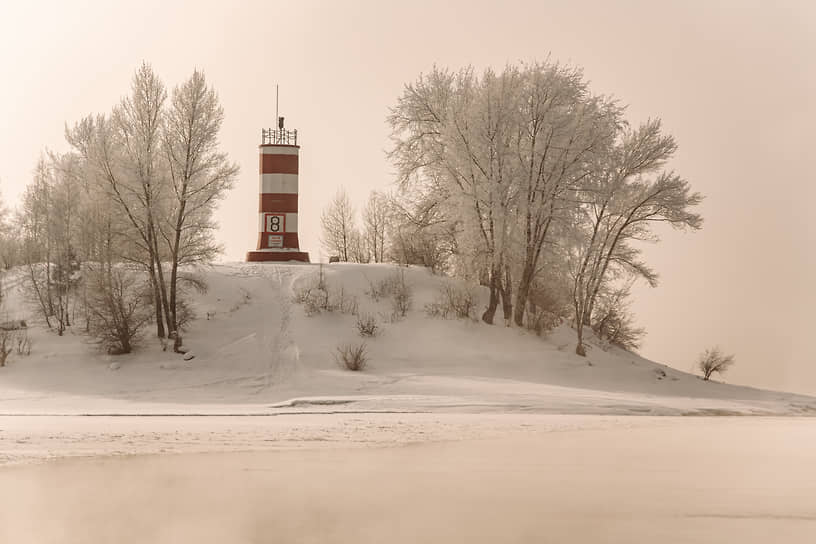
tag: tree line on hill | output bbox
[0,59,704,362]
[0,63,237,354]
[321,61,703,356]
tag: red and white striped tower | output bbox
[246,118,310,263]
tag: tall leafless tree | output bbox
[571,120,703,356]
[362,191,390,263]
[162,69,238,346]
[321,187,355,262]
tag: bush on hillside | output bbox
[524,308,562,336]
[590,285,644,351]
[85,266,152,355]
[389,269,413,319]
[365,269,408,300]
[334,342,368,371]
[425,281,477,320]
[363,269,413,320]
[14,329,31,356]
[523,280,569,335]
[698,347,736,381]
[293,265,358,316]
[356,313,379,337]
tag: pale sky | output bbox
[1,0,814,393]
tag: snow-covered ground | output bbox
[0,262,813,417]
[0,262,813,420]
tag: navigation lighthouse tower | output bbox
[246,107,310,263]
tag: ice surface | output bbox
[1,416,813,543]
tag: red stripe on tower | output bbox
[246,120,310,263]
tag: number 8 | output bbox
[267,215,282,232]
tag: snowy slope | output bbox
[0,262,813,416]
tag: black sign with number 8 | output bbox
[266,214,284,233]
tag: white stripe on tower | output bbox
[260,146,299,155]
[260,173,299,194]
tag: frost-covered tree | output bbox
[570,120,703,356]
[18,154,82,334]
[13,62,237,350]
[321,187,355,261]
[0,180,17,270]
[66,63,237,344]
[347,228,370,263]
[388,190,457,272]
[66,64,172,338]
[162,69,238,345]
[389,66,521,324]
[362,191,390,263]
[511,62,621,328]
[389,60,704,354]
[113,62,172,338]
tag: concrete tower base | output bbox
[246,250,310,263]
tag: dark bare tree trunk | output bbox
[147,259,165,338]
[500,264,513,326]
[575,330,587,356]
[481,265,501,325]
[514,260,535,327]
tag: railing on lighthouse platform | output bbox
[261,127,298,146]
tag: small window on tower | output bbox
[268,235,283,248]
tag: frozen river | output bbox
[1,415,814,543]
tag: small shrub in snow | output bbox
[364,276,384,301]
[391,292,411,319]
[525,308,561,337]
[356,313,379,337]
[365,274,396,301]
[591,288,644,352]
[295,286,328,316]
[334,287,359,316]
[293,285,309,305]
[14,330,31,356]
[229,288,253,313]
[698,347,735,381]
[293,275,330,315]
[425,282,477,320]
[389,269,413,319]
[334,342,368,371]
[294,266,357,316]
[366,269,410,301]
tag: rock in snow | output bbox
[183,352,195,361]
[108,362,121,371]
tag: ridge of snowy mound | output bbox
[0,262,814,416]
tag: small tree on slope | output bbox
[698,347,735,381]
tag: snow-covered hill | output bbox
[0,262,813,416]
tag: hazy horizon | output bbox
[1,0,814,394]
